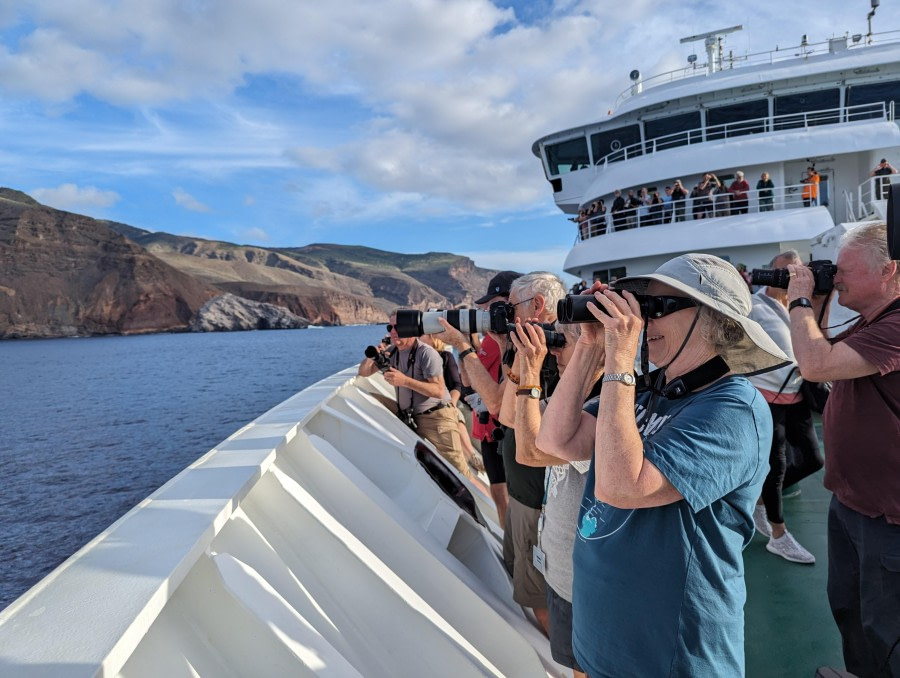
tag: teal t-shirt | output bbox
[573,376,771,678]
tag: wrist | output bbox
[458,346,476,360]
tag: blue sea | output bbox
[0,325,383,610]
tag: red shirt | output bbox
[470,335,501,441]
[823,305,900,523]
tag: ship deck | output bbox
[744,415,843,675]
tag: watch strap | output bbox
[516,385,542,397]
[458,347,477,360]
[789,297,813,311]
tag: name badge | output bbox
[532,545,546,575]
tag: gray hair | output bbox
[769,249,801,268]
[840,222,896,271]
[698,306,745,355]
[511,272,567,316]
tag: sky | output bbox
[0,1,887,283]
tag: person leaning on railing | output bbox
[757,172,775,212]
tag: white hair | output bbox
[510,272,567,317]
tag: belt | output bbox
[418,402,454,416]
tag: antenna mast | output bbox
[680,25,743,75]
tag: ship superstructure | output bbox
[533,18,900,283]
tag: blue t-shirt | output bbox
[572,376,771,678]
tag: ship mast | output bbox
[680,25,743,75]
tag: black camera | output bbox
[557,292,696,323]
[395,302,566,347]
[364,345,393,373]
[750,259,837,295]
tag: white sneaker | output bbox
[766,531,816,564]
[753,505,772,538]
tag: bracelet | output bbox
[506,369,520,385]
[458,346,476,360]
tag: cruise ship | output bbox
[532,19,900,283]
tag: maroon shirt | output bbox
[823,304,900,524]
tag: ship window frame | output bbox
[773,88,841,130]
[590,124,642,166]
[545,136,591,176]
[846,80,900,120]
[643,112,702,151]
[706,99,769,140]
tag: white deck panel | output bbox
[0,367,563,677]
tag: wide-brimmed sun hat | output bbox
[613,253,789,375]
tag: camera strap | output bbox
[391,340,419,412]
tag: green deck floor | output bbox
[744,418,843,677]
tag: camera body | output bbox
[750,259,837,295]
[364,345,393,373]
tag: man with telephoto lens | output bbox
[786,222,900,678]
[358,312,472,480]
[437,271,566,636]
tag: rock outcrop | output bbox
[190,293,309,332]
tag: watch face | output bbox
[623,373,636,385]
[529,387,541,398]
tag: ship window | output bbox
[774,89,840,129]
[590,125,642,165]
[846,80,900,120]
[592,267,627,284]
[546,137,590,175]
[644,112,702,151]
[706,99,768,140]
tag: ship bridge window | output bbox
[590,124,642,165]
[774,89,840,129]
[706,99,768,140]
[546,137,590,175]
[846,80,900,119]
[644,112,702,151]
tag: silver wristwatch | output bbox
[602,373,636,386]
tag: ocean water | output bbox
[0,325,383,610]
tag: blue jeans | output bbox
[827,496,900,677]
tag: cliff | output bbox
[0,193,217,338]
[0,188,500,338]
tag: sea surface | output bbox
[0,325,383,611]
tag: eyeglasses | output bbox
[386,324,395,332]
[511,296,535,308]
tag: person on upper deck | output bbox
[870,158,898,200]
[757,172,775,212]
[671,179,688,222]
[802,167,819,207]
[786,222,900,678]
[611,189,627,231]
[729,171,750,215]
[536,253,788,677]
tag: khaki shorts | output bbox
[503,496,547,609]
[415,405,471,479]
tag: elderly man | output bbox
[787,222,900,677]
[438,271,566,634]
[358,312,471,480]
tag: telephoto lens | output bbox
[749,268,791,289]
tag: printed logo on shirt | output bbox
[635,403,672,438]
[547,465,569,500]
[577,498,634,541]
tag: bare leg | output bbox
[491,483,509,528]
[533,607,550,636]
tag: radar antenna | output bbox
[680,25,743,75]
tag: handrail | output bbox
[594,102,886,169]
[613,29,900,109]
[575,182,821,241]
[857,174,894,218]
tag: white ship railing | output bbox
[594,102,888,169]
[613,30,900,109]
[575,182,820,241]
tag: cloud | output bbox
[461,245,576,281]
[172,188,211,213]
[30,183,120,210]
[239,226,269,243]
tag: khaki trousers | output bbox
[414,406,471,479]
